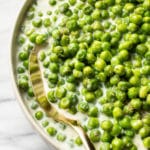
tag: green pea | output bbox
[102,103,113,116]
[131,119,143,131]
[18,78,28,90]
[35,111,43,120]
[48,73,58,84]
[84,92,95,102]
[32,18,42,27]
[17,66,25,74]
[55,87,66,99]
[74,61,84,71]
[117,23,127,33]
[35,34,47,45]
[99,142,110,150]
[146,94,150,105]
[139,86,149,98]
[59,97,71,109]
[73,69,82,78]
[143,137,150,148]
[119,116,131,129]
[75,136,82,146]
[113,107,123,119]
[19,51,29,61]
[136,44,148,55]
[122,136,133,148]
[42,120,49,128]
[128,87,139,99]
[87,117,99,129]
[69,0,76,5]
[91,9,101,20]
[83,66,94,78]
[78,101,89,113]
[89,129,101,143]
[47,127,57,136]
[88,106,99,117]
[112,138,124,150]
[43,18,51,27]
[49,0,56,5]
[56,133,66,142]
[101,131,112,143]
[27,87,34,97]
[128,23,138,32]
[47,91,57,103]
[141,23,150,34]
[100,51,112,62]
[110,75,120,85]
[114,64,125,76]
[101,120,113,131]
[90,41,102,54]
[86,53,96,64]
[139,126,150,138]
[130,98,142,110]
[111,123,122,136]
[49,63,59,73]
[97,72,106,82]
[130,14,142,25]
[94,58,106,71]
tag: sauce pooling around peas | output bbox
[17,0,150,149]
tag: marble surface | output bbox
[0,0,53,149]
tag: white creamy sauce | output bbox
[17,0,148,150]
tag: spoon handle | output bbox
[29,46,95,150]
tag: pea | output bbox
[88,106,99,117]
[102,103,113,116]
[89,129,101,143]
[35,111,43,120]
[84,92,95,102]
[75,137,82,146]
[111,123,122,136]
[114,65,125,76]
[101,120,113,131]
[69,0,76,5]
[141,23,150,34]
[49,0,56,5]
[101,131,112,143]
[91,9,101,20]
[76,49,86,62]
[94,58,106,71]
[143,137,150,148]
[131,119,143,131]
[35,34,47,45]
[48,73,58,84]
[56,133,66,142]
[47,127,57,136]
[100,51,112,62]
[66,19,78,31]
[112,138,124,150]
[32,18,42,27]
[139,126,150,138]
[47,91,57,103]
[27,87,34,97]
[119,116,131,129]
[99,142,110,150]
[78,101,89,113]
[128,87,139,99]
[122,136,133,148]
[139,86,149,98]
[19,51,29,61]
[130,14,142,25]
[87,117,99,129]
[113,107,123,119]
[74,61,84,71]
[18,78,28,90]
[55,87,66,99]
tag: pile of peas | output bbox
[17,0,150,149]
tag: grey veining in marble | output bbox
[0,0,53,149]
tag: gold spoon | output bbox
[29,46,95,150]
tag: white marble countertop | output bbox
[0,0,53,149]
